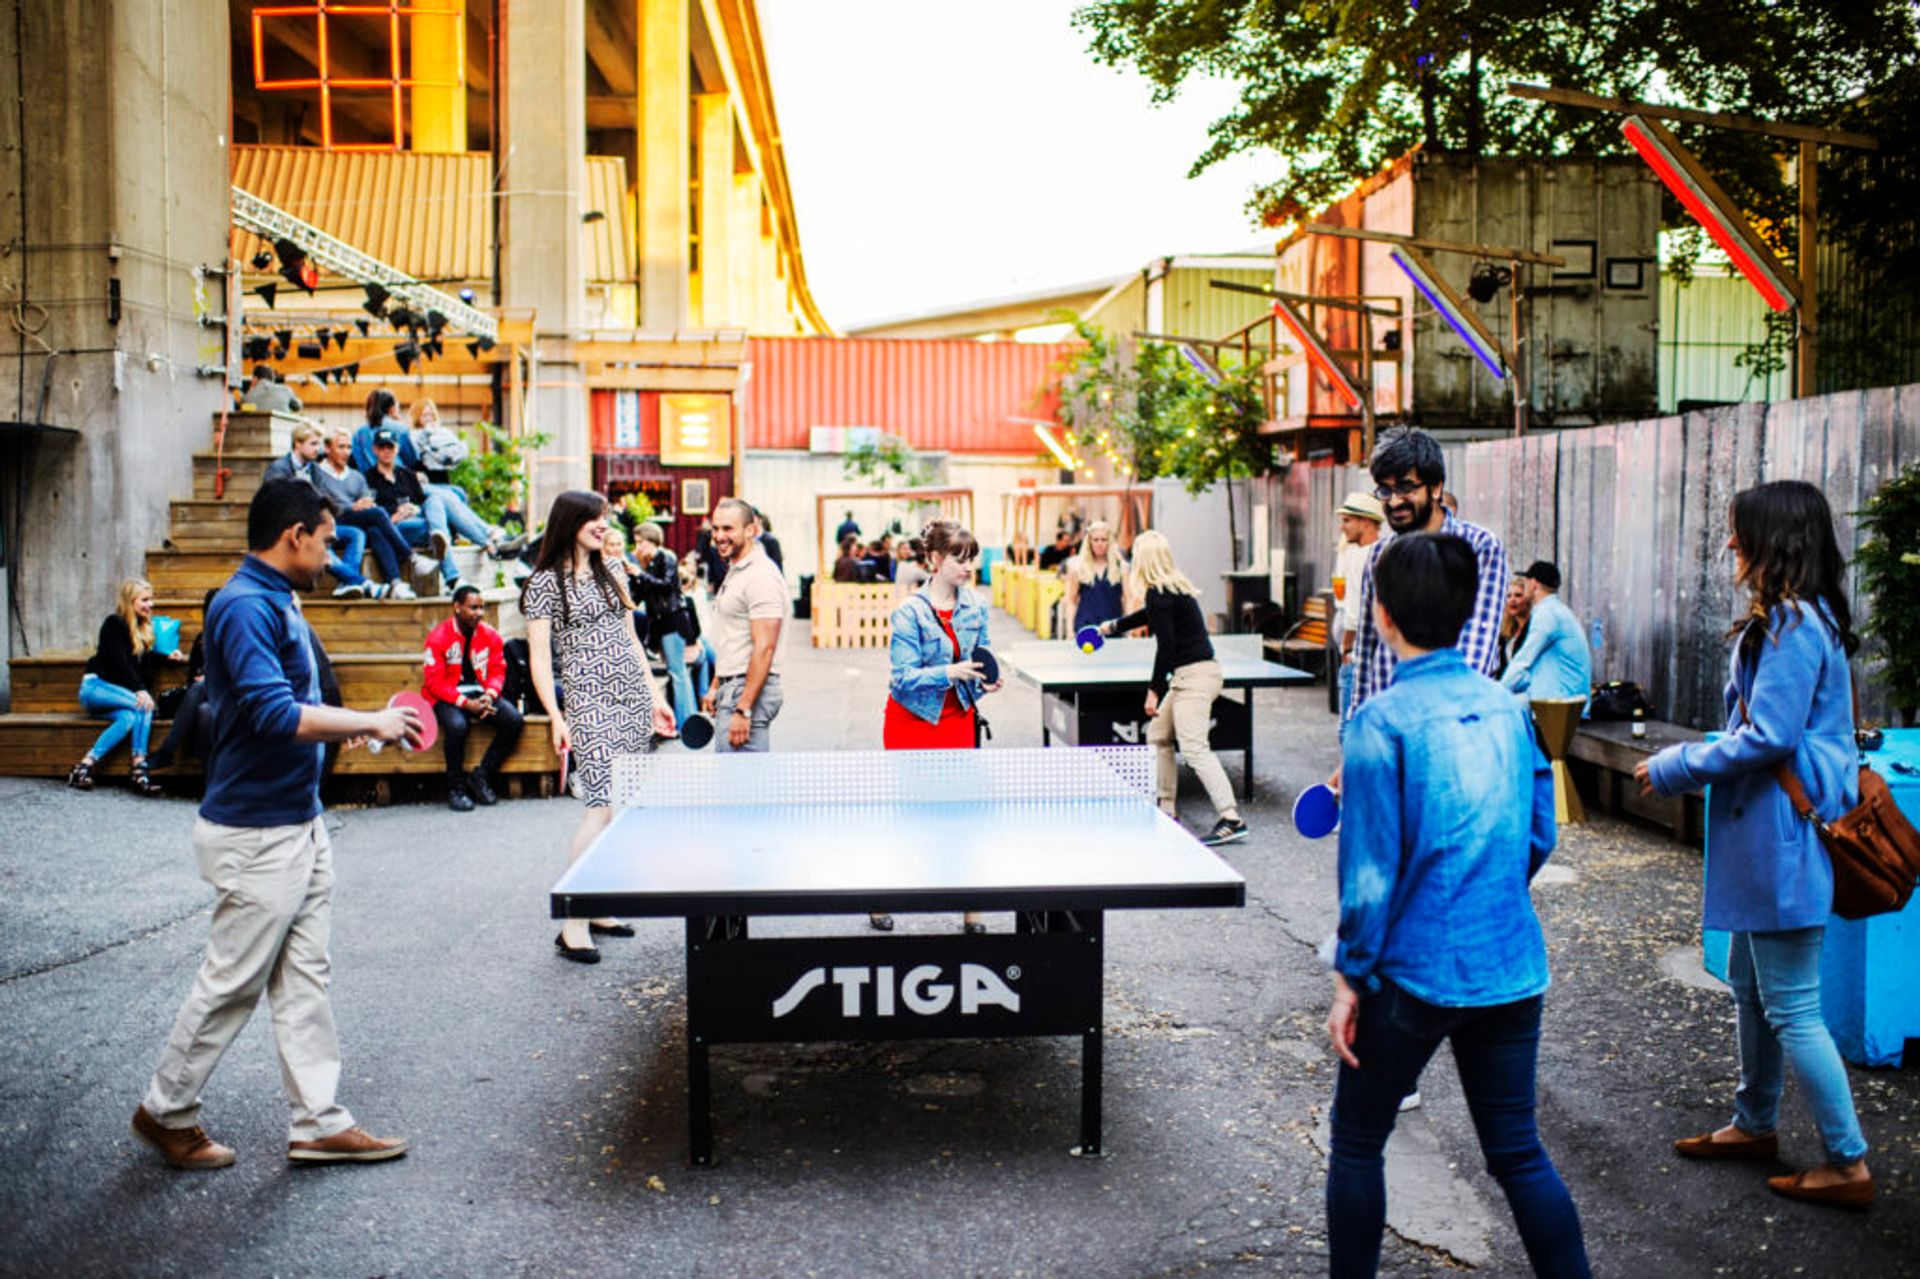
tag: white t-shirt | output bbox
[1333,538,1375,643]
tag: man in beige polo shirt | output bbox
[699,497,786,751]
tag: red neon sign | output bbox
[1621,117,1796,313]
[1272,301,1364,409]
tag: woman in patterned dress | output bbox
[523,491,675,963]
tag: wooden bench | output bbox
[1567,718,1706,844]
[1264,592,1333,682]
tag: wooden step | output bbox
[148,593,523,654]
[145,548,253,594]
[166,500,249,550]
[0,711,560,778]
[192,451,277,500]
[212,411,300,456]
[9,650,443,714]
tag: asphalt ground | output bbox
[2,607,1916,1277]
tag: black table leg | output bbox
[685,916,715,1165]
[1073,908,1105,1157]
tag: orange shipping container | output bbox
[744,337,1075,454]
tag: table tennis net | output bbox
[610,746,1154,810]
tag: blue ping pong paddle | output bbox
[971,646,999,684]
[679,712,715,749]
[1293,783,1341,839]
[1076,625,1105,654]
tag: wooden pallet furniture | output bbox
[810,486,975,648]
[1566,718,1705,844]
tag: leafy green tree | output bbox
[1073,0,1917,242]
[449,423,552,529]
[1858,462,1920,721]
[842,433,935,488]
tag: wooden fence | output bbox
[1263,383,1920,728]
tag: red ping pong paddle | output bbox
[366,689,436,753]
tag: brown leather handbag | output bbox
[1739,687,1920,920]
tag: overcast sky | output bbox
[758,1,1282,331]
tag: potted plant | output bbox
[1858,462,1920,725]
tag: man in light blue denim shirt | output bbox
[1324,533,1588,1278]
[1499,560,1592,708]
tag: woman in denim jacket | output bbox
[1638,480,1873,1209]
[879,519,1002,933]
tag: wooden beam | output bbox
[1208,278,1404,315]
[586,95,639,130]
[1302,223,1567,268]
[584,366,741,392]
[584,0,637,96]
[1506,82,1879,152]
[1798,140,1819,395]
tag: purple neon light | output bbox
[1389,248,1506,378]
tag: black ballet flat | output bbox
[869,913,895,932]
[588,921,636,938]
[554,933,601,964]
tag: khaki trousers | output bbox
[142,816,354,1142]
[1147,659,1240,821]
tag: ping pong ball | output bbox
[1081,642,1094,653]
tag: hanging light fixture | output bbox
[273,238,318,294]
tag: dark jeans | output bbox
[1327,982,1590,1278]
[155,680,214,762]
[434,699,524,778]
[335,505,413,582]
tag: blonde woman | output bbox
[1095,531,1246,846]
[1063,519,1128,636]
[69,578,184,795]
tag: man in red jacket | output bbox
[423,586,523,811]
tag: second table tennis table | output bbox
[551,747,1245,1165]
[1005,634,1312,797]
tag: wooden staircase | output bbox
[0,410,560,793]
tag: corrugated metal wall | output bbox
[1157,267,1274,342]
[1267,383,1920,727]
[743,337,1073,453]
[1659,271,1791,409]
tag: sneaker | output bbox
[1202,817,1249,847]
[1399,1091,1423,1112]
[389,582,418,601]
[287,1125,408,1164]
[410,552,440,578]
[429,529,450,560]
[132,1105,234,1171]
[448,777,476,812]
[332,582,366,599]
[363,581,390,600]
[489,531,529,558]
[468,772,499,806]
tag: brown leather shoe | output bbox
[1673,1128,1778,1161]
[288,1125,409,1163]
[131,1105,234,1171]
[1769,1169,1875,1210]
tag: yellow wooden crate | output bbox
[811,582,899,648]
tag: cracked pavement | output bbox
[2,607,1916,1277]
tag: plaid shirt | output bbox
[1346,513,1510,719]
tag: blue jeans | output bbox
[1337,657,1355,737]
[330,526,368,587]
[1727,927,1868,1164]
[336,506,410,581]
[78,673,153,761]
[1328,982,1589,1278]
[692,637,715,701]
[398,492,495,585]
[657,630,697,727]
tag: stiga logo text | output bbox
[771,964,1020,1019]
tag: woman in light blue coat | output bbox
[1636,480,1873,1209]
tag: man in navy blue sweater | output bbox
[132,480,422,1171]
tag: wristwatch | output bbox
[732,706,751,718]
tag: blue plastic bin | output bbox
[1703,728,1920,1066]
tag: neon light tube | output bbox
[1033,423,1077,470]
[1620,116,1797,313]
[1270,299,1364,408]
[1388,247,1508,378]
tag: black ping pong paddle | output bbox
[971,646,999,685]
[679,712,715,749]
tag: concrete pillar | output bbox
[410,0,467,153]
[0,0,229,695]
[729,172,760,332]
[693,93,733,328]
[500,0,590,509]
[636,0,689,331]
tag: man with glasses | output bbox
[1344,428,1509,728]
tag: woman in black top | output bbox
[630,522,699,725]
[70,578,184,794]
[1097,531,1247,847]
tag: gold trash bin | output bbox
[1529,697,1588,826]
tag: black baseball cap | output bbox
[1519,560,1561,591]
[372,427,399,447]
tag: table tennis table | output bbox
[1005,635,1312,797]
[551,747,1245,1165]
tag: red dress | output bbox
[883,606,977,749]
